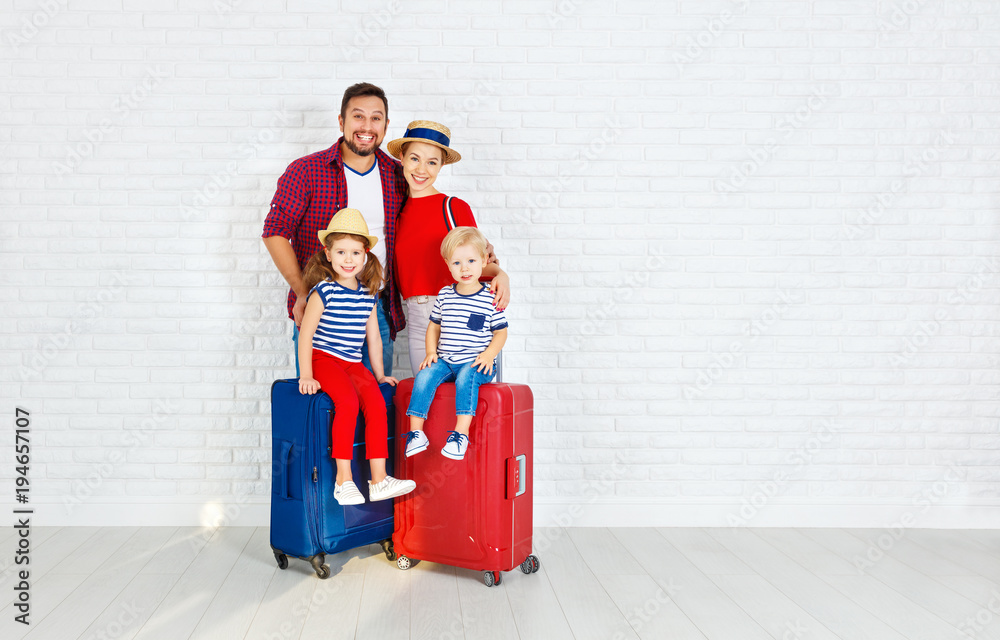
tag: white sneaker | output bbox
[333,481,365,506]
[441,431,470,460]
[404,429,430,457]
[369,475,416,501]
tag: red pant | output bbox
[312,350,388,460]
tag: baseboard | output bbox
[11,498,1000,528]
[22,500,272,528]
[533,497,1000,529]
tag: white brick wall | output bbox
[3,0,999,527]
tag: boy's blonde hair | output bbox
[440,226,489,262]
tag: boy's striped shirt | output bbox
[430,284,508,365]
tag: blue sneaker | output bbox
[404,430,430,457]
[441,431,470,460]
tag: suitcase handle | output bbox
[506,454,526,499]
[278,440,293,500]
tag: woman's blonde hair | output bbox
[303,232,383,294]
[440,226,488,262]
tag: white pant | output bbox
[405,296,435,377]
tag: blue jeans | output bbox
[406,358,495,419]
[293,296,393,378]
[361,296,393,378]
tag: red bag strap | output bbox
[442,196,457,231]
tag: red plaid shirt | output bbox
[262,138,408,338]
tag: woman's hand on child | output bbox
[472,353,495,374]
[299,377,321,395]
[419,353,438,370]
[489,272,510,310]
[378,375,399,387]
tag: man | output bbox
[262,82,406,376]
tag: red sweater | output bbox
[394,193,477,299]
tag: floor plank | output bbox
[409,562,464,640]
[456,564,521,640]
[753,528,859,576]
[611,528,773,640]
[133,527,257,640]
[504,544,576,640]
[803,528,987,628]
[961,530,1000,558]
[143,526,216,575]
[0,527,139,636]
[47,526,140,576]
[3,526,999,640]
[0,526,62,585]
[657,527,756,576]
[299,573,365,640]
[0,527,99,593]
[601,573,709,640]
[0,572,88,640]
[242,555,320,640]
[189,527,277,640]
[76,572,183,640]
[708,528,911,640]
[22,527,177,640]
[709,574,841,640]
[903,529,1000,578]
[542,527,640,640]
[565,527,646,576]
[354,542,410,640]
[838,528,981,577]
[933,575,1000,639]
[821,573,972,640]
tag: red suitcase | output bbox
[392,378,539,586]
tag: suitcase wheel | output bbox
[380,539,396,562]
[274,552,289,571]
[484,570,502,587]
[397,555,412,571]
[519,555,540,575]
[310,554,330,580]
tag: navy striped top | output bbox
[430,284,508,365]
[310,279,376,362]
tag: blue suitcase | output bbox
[269,378,397,579]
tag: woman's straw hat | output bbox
[317,208,378,249]
[386,120,462,165]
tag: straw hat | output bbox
[386,120,462,165]
[317,208,378,249]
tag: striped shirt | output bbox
[430,285,509,365]
[310,279,376,362]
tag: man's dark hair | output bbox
[340,82,388,121]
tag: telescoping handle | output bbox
[494,349,503,384]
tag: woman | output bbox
[387,120,511,376]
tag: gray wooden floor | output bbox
[1,526,999,640]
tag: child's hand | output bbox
[489,272,510,310]
[471,353,495,375]
[378,375,399,387]
[299,377,321,395]
[419,353,438,370]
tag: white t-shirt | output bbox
[344,158,386,290]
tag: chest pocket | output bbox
[466,313,486,331]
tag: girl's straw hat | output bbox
[317,208,378,249]
[386,120,462,165]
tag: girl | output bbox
[297,208,415,506]
[387,120,512,376]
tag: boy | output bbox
[403,227,508,460]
